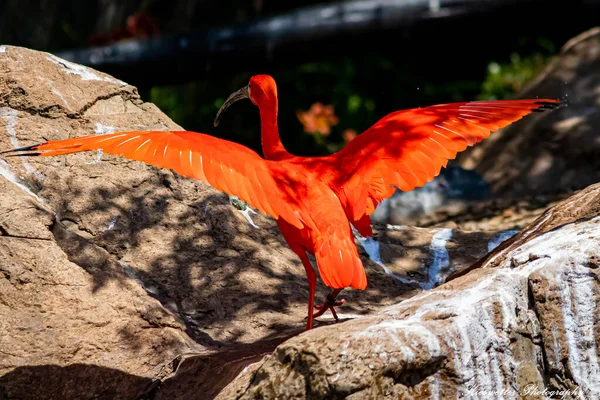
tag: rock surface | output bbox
[0,46,509,398]
[0,46,206,399]
[218,183,600,400]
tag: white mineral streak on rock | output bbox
[37,76,71,108]
[323,312,364,321]
[353,228,415,284]
[51,87,70,108]
[487,229,519,253]
[94,122,115,135]
[558,262,600,397]
[84,123,115,164]
[355,275,518,397]
[0,108,52,213]
[486,212,552,268]
[427,374,441,400]
[118,261,160,296]
[1,107,45,181]
[421,228,453,290]
[0,159,52,214]
[352,217,600,398]
[102,216,117,231]
[548,325,562,369]
[516,218,600,398]
[0,46,6,53]
[46,54,126,85]
[385,224,405,230]
[228,195,259,228]
[242,361,260,375]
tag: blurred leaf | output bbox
[347,95,362,114]
[478,52,551,100]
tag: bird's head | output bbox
[214,74,277,127]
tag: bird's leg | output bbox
[296,251,317,330]
[290,245,344,329]
[313,289,345,321]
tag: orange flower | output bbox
[342,129,357,143]
[297,102,339,136]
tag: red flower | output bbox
[297,102,339,136]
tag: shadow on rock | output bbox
[0,364,154,400]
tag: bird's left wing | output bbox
[326,99,560,221]
[1,130,304,229]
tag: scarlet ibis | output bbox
[2,74,559,330]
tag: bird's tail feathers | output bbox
[315,228,367,290]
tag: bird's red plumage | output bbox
[2,73,559,330]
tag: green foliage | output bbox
[478,38,555,100]
[478,53,551,100]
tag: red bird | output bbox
[2,75,559,330]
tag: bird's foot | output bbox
[313,291,345,321]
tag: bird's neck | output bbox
[259,103,290,160]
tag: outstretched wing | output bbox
[2,130,304,229]
[328,99,560,221]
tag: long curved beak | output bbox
[214,86,249,127]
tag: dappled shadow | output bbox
[32,167,429,398]
[30,155,437,361]
[45,174,299,341]
[0,364,154,400]
[2,67,564,352]
[153,332,303,400]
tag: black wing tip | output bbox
[532,99,563,112]
[4,152,42,158]
[0,144,42,157]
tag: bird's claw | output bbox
[313,297,346,321]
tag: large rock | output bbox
[0,46,205,399]
[218,182,600,399]
[0,46,509,398]
[458,27,600,198]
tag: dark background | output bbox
[2,0,598,156]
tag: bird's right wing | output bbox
[2,130,305,229]
[325,99,560,221]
